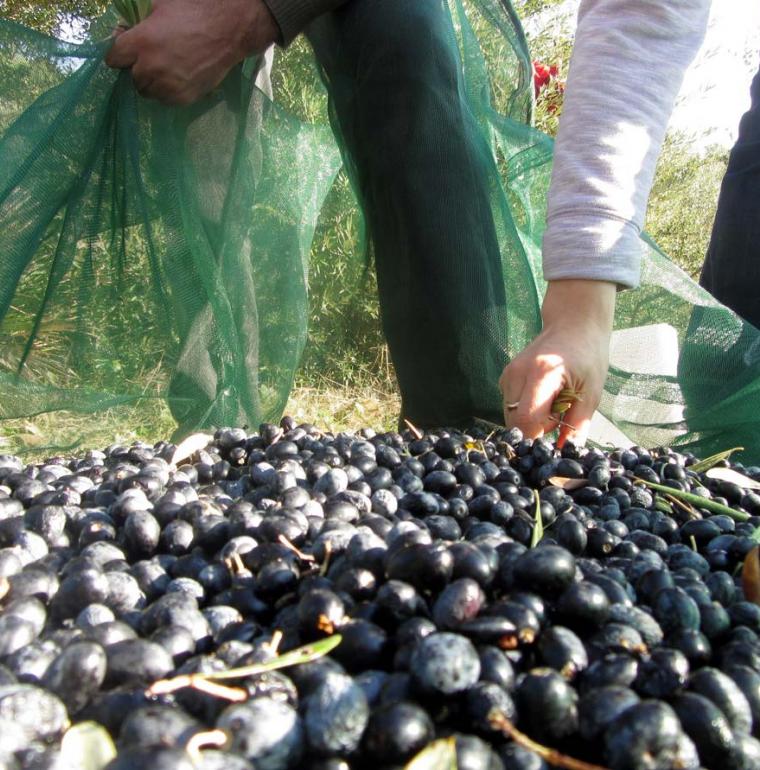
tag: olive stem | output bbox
[225,552,247,576]
[185,729,229,763]
[266,630,284,656]
[145,674,247,701]
[277,534,315,562]
[488,710,610,770]
[403,419,424,440]
[319,540,332,577]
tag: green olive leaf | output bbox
[688,447,744,473]
[198,634,342,681]
[654,499,673,514]
[135,0,153,21]
[112,0,137,26]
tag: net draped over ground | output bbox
[0,1,759,462]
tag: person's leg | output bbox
[700,62,760,329]
[307,0,508,428]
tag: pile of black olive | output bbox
[2,418,760,770]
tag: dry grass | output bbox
[285,383,400,435]
[0,383,401,461]
[0,399,178,460]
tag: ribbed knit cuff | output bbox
[262,0,343,45]
[542,212,643,290]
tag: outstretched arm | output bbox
[502,0,711,445]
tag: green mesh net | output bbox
[0,1,759,462]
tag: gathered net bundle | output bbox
[0,0,758,461]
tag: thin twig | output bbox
[548,415,579,432]
[489,710,610,770]
[663,492,699,520]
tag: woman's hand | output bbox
[499,279,617,446]
[105,0,279,105]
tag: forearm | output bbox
[262,0,348,45]
[542,0,711,289]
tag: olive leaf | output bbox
[404,738,458,770]
[705,467,760,491]
[530,489,544,548]
[147,635,343,697]
[136,0,153,20]
[548,476,588,491]
[743,546,760,606]
[654,499,674,515]
[59,722,117,770]
[112,0,152,25]
[550,386,583,416]
[170,432,213,468]
[203,634,342,681]
[112,0,137,26]
[688,447,744,474]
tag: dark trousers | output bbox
[307,0,512,428]
[701,63,760,329]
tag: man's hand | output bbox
[105,0,279,105]
[499,279,616,447]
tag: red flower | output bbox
[532,60,564,100]
[532,60,555,98]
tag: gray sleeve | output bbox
[262,0,347,45]
[542,0,711,289]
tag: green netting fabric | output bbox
[0,1,759,462]
[0,12,342,434]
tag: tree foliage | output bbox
[645,134,728,279]
[0,1,109,35]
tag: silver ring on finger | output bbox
[504,402,520,411]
